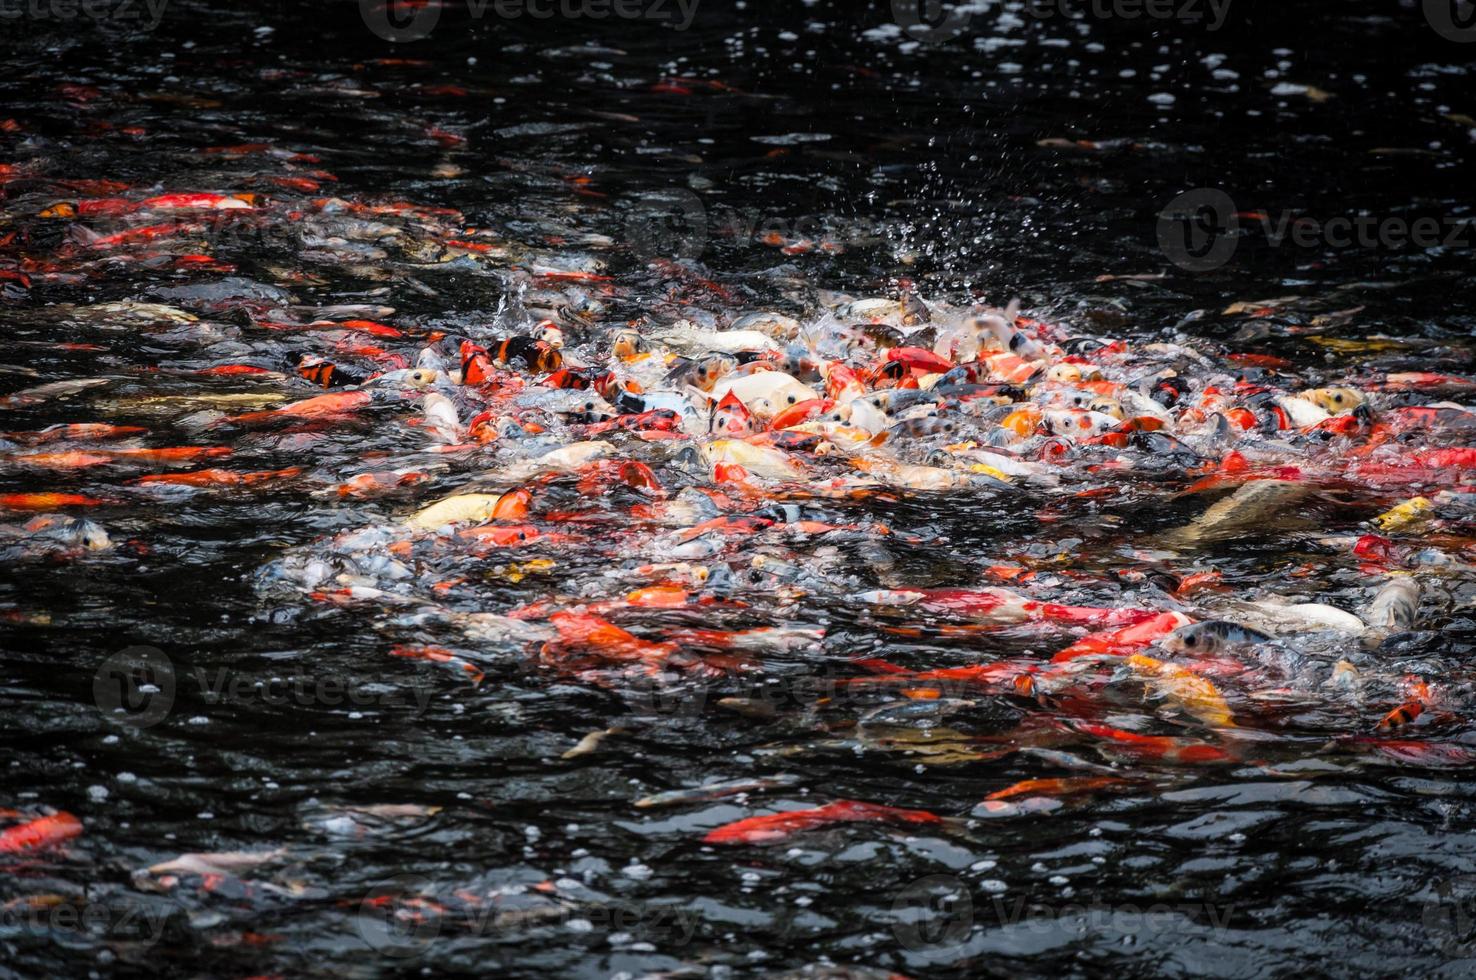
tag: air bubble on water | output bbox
[981,879,1008,894]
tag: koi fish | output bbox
[131,466,301,487]
[635,774,804,809]
[1051,612,1192,662]
[0,493,109,510]
[983,776,1133,801]
[227,390,373,424]
[1124,653,1236,728]
[702,800,943,844]
[1071,722,1233,764]
[0,812,82,853]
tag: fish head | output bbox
[1160,622,1222,656]
[709,390,755,435]
[70,518,112,551]
[612,329,643,361]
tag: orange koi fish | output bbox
[0,812,82,853]
[132,466,301,487]
[703,800,943,844]
[983,776,1131,801]
[227,390,372,424]
[1072,722,1232,764]
[0,493,108,510]
[1051,612,1192,663]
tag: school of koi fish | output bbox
[4,2,1476,977]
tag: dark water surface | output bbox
[2,2,1476,977]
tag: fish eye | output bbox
[1185,634,1196,647]
[1010,334,1023,351]
[787,395,796,404]
[1333,393,1343,403]
[748,570,764,583]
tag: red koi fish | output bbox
[193,365,279,377]
[0,812,82,853]
[140,192,254,210]
[1071,722,1231,764]
[709,390,755,436]
[389,645,483,684]
[1050,612,1192,663]
[542,611,675,666]
[703,800,943,844]
[1348,738,1476,768]
[769,397,830,431]
[984,776,1131,801]
[886,346,954,374]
